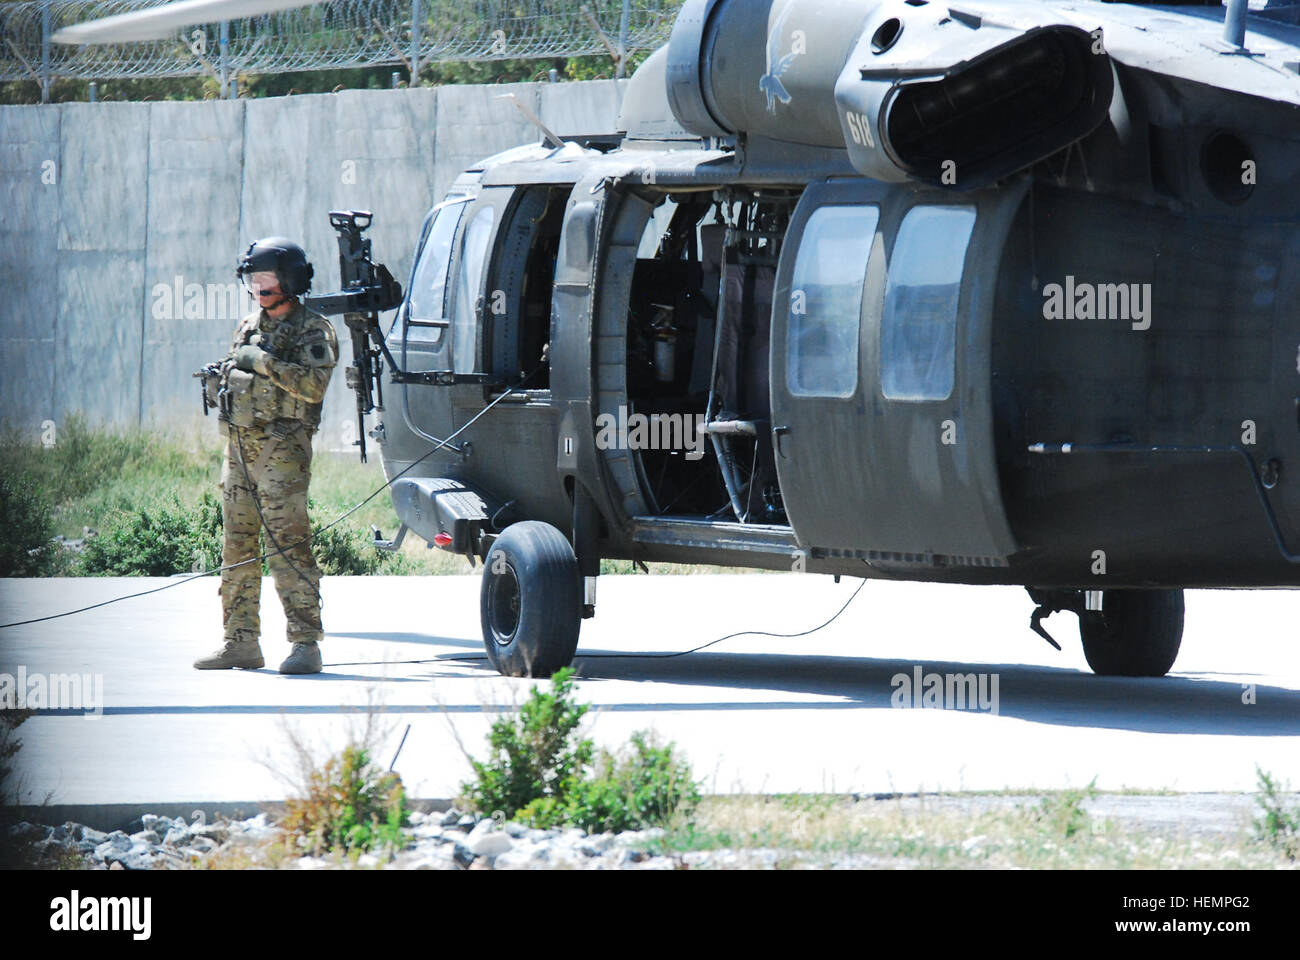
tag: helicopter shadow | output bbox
[535,650,1299,738]
[329,631,484,650]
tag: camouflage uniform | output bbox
[214,301,339,649]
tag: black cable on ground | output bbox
[324,578,866,669]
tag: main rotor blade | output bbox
[52,0,325,45]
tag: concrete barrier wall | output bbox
[0,79,627,451]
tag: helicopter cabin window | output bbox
[453,205,496,375]
[880,205,976,401]
[404,198,467,346]
[788,205,879,398]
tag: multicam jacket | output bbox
[217,301,339,433]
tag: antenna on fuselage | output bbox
[496,93,565,150]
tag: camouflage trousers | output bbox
[220,419,323,646]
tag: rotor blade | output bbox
[52,0,326,45]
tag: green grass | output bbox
[2,413,222,545]
[647,791,1300,869]
[0,416,765,576]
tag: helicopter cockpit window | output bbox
[788,205,879,398]
[404,200,466,345]
[453,206,496,375]
[880,205,976,402]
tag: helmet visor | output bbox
[241,270,284,301]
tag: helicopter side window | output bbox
[788,205,879,398]
[453,206,496,375]
[880,205,976,402]
[404,200,466,346]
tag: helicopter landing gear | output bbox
[480,521,582,678]
[1079,589,1184,677]
[1027,587,1184,677]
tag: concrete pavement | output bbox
[3,574,1299,814]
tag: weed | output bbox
[1032,778,1097,839]
[0,709,31,818]
[0,468,58,576]
[281,745,408,857]
[269,690,408,859]
[1253,766,1300,860]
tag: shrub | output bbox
[78,491,223,576]
[0,709,30,809]
[73,490,402,578]
[309,504,405,576]
[459,668,699,833]
[461,667,593,819]
[0,469,58,577]
[557,732,701,834]
[281,745,408,857]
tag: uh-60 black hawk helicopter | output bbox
[62,0,1300,679]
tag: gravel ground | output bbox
[7,809,694,870]
[6,792,1293,870]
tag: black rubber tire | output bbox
[1079,589,1184,677]
[480,521,582,678]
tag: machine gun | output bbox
[192,361,225,418]
[304,210,403,463]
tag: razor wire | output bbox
[0,0,681,88]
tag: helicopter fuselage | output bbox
[373,0,1300,593]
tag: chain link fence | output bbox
[1,0,681,98]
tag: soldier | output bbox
[194,237,339,675]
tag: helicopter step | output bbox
[630,515,797,553]
[387,477,501,562]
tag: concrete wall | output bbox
[0,79,626,451]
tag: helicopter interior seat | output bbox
[621,200,718,399]
[612,198,737,518]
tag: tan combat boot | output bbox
[194,640,264,670]
[279,641,322,675]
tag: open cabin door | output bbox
[770,179,1021,567]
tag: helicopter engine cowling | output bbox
[665,0,1115,189]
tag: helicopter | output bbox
[58,0,1300,679]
